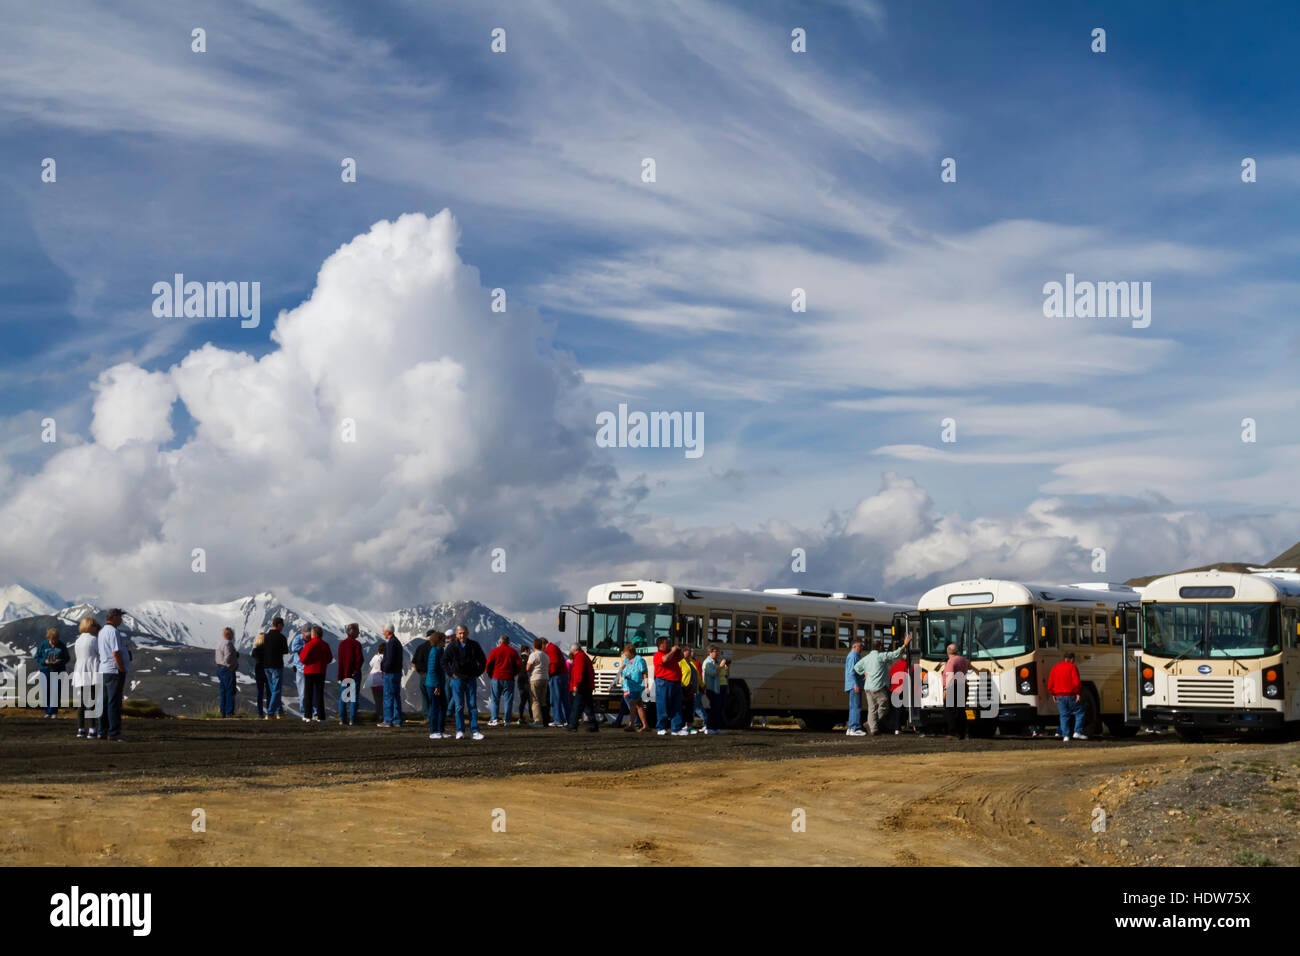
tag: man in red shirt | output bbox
[298,626,334,723]
[566,643,599,732]
[485,635,521,727]
[1047,652,1086,741]
[545,639,569,726]
[652,637,684,735]
[335,623,364,725]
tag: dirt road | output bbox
[0,715,1285,865]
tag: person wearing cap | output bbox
[97,609,129,741]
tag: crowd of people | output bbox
[32,608,1107,745]
[226,618,734,739]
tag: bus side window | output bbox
[1038,611,1058,649]
[761,615,779,646]
[709,611,732,644]
[684,617,701,646]
[1061,610,1077,645]
[837,620,853,650]
[855,622,870,647]
[819,619,837,650]
[1126,610,1138,642]
[780,616,798,648]
[1094,612,1110,646]
[799,618,818,649]
[735,611,758,645]
[1286,607,1299,649]
[1078,613,1093,645]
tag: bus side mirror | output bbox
[557,611,566,633]
[1035,608,1047,639]
[1113,603,1130,636]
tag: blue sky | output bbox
[2,0,1299,626]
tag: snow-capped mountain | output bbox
[46,589,537,653]
[0,585,542,717]
[0,584,66,625]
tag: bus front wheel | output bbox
[723,684,750,730]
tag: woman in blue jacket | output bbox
[35,628,70,717]
[619,644,649,732]
[425,633,447,739]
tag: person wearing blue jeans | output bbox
[489,678,514,724]
[452,677,480,736]
[261,619,289,718]
[378,626,405,727]
[548,673,569,725]
[1056,695,1085,739]
[844,639,865,735]
[265,668,283,716]
[654,678,682,732]
[382,672,403,725]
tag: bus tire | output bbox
[1104,716,1139,738]
[1081,686,1103,736]
[798,711,838,732]
[723,683,750,730]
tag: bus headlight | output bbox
[1264,666,1283,699]
[919,671,929,698]
[1016,663,1035,695]
[1141,666,1155,697]
[1142,681,1154,695]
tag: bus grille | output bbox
[1173,678,1235,707]
[594,672,618,696]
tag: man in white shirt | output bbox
[97,608,129,741]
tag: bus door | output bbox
[1114,602,1142,726]
[893,611,921,725]
[1034,607,1062,718]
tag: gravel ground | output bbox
[0,712,1181,788]
[1088,742,1300,866]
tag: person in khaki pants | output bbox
[854,633,912,734]
[526,637,550,726]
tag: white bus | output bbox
[913,579,1141,737]
[559,580,913,730]
[1123,569,1298,740]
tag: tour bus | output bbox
[558,580,914,730]
[912,579,1140,737]
[1121,569,1299,740]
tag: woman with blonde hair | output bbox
[251,631,268,718]
[72,617,100,738]
[35,626,70,718]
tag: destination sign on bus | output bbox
[608,590,644,601]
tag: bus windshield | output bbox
[1142,602,1280,659]
[922,606,1032,660]
[587,603,674,656]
